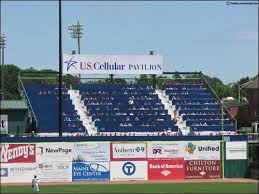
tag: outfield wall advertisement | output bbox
[148,159,185,180]
[73,142,110,162]
[72,162,110,181]
[185,160,221,179]
[184,141,220,160]
[36,143,72,162]
[36,161,72,182]
[226,141,247,160]
[111,142,147,160]
[147,142,184,159]
[1,163,37,183]
[110,161,148,181]
[0,140,228,182]
[0,144,36,163]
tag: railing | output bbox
[3,133,33,137]
[247,133,259,143]
[200,73,238,131]
[18,74,38,128]
[163,71,202,75]
[19,77,59,80]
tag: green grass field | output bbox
[1,182,258,193]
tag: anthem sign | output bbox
[63,54,163,75]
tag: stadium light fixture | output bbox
[68,21,83,54]
[0,34,6,49]
[237,80,253,103]
[0,33,7,100]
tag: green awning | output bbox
[0,100,28,110]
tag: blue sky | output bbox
[1,1,258,83]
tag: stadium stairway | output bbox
[177,114,191,136]
[155,89,190,135]
[76,84,179,135]
[67,89,98,135]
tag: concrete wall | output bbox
[1,109,28,134]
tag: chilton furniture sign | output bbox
[185,160,221,179]
[63,54,163,75]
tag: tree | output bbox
[104,78,127,84]
[1,64,256,102]
[0,64,21,100]
[63,74,80,89]
[136,74,151,84]
[20,68,58,84]
[172,71,182,79]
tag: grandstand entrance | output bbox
[248,134,259,179]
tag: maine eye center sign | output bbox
[63,54,163,75]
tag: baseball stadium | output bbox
[0,1,258,194]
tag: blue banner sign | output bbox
[72,162,110,181]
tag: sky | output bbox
[1,1,258,84]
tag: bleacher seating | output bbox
[24,84,85,134]
[22,82,236,136]
[162,84,236,134]
[77,84,178,134]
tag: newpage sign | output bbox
[63,54,163,75]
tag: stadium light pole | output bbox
[150,51,157,89]
[68,21,83,54]
[0,33,6,100]
[68,21,83,83]
[237,81,253,103]
[58,0,63,137]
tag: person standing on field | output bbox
[32,175,40,192]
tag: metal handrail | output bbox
[18,75,38,128]
[20,77,58,80]
[200,74,237,130]
[78,77,202,80]
[163,71,201,75]
[19,71,203,82]
[5,133,34,137]
[21,71,58,74]
[247,133,259,142]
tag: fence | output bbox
[0,135,249,183]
